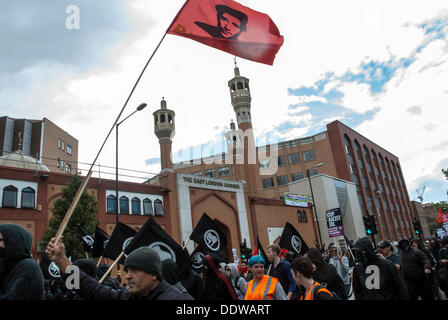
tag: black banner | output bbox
[190,212,228,260]
[125,217,191,278]
[279,222,309,256]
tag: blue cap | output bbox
[248,255,265,267]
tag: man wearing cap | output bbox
[243,255,287,300]
[46,237,193,300]
[378,239,402,270]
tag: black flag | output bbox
[77,225,94,253]
[125,217,191,278]
[39,253,62,280]
[279,222,309,256]
[190,212,228,259]
[102,222,137,262]
[190,246,207,274]
[92,227,110,258]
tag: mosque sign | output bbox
[182,175,241,190]
[326,208,344,238]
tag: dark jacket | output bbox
[267,258,296,294]
[0,224,44,300]
[201,253,237,300]
[71,268,193,300]
[181,268,205,301]
[306,248,348,300]
[353,237,409,300]
[400,247,431,280]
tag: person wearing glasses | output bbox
[328,246,350,296]
[377,239,402,270]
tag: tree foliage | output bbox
[39,175,98,260]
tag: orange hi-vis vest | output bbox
[244,275,278,300]
[300,281,332,300]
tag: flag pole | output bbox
[54,30,169,244]
[99,252,125,284]
[182,239,191,250]
[96,256,104,268]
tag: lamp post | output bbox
[115,103,147,224]
[307,162,324,248]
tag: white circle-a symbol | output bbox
[191,251,205,270]
[49,262,61,278]
[291,235,302,254]
[204,230,220,251]
[83,235,94,247]
[123,237,134,258]
[148,241,176,262]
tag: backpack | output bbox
[310,283,342,300]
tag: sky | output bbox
[1,0,448,204]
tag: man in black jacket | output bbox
[398,239,434,300]
[352,237,409,300]
[46,236,193,300]
[266,244,296,299]
[0,223,44,300]
[305,248,348,300]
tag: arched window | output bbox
[106,195,117,213]
[21,187,35,209]
[120,196,129,214]
[154,199,164,216]
[237,82,244,89]
[2,185,18,208]
[131,197,141,215]
[302,210,308,223]
[143,198,153,216]
[297,210,302,223]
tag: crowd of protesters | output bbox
[1,222,448,301]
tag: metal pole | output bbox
[308,169,322,247]
[115,123,119,224]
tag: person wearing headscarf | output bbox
[0,224,44,300]
[224,263,246,300]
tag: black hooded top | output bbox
[201,253,237,300]
[306,248,348,300]
[352,237,409,300]
[0,224,44,300]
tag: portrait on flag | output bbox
[167,0,284,65]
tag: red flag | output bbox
[437,206,448,223]
[167,0,284,65]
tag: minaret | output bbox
[227,62,260,192]
[224,119,244,165]
[153,98,175,170]
[228,61,252,132]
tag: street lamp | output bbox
[307,162,324,248]
[115,103,147,224]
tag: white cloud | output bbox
[338,82,380,113]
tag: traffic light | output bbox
[412,218,422,235]
[240,242,252,260]
[240,242,248,259]
[363,215,378,235]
